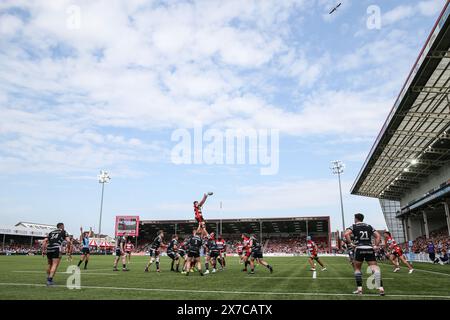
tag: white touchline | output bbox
[12,271,117,276]
[0,283,449,299]
[411,269,450,277]
[81,268,121,272]
[247,277,395,280]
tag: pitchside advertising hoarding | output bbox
[115,216,140,237]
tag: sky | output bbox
[0,0,446,236]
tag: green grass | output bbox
[0,255,449,300]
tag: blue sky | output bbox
[0,0,445,235]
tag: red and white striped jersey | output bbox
[307,240,317,256]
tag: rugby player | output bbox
[204,232,219,274]
[167,234,181,272]
[184,229,204,276]
[41,222,72,286]
[113,233,129,271]
[145,230,164,272]
[178,239,189,274]
[236,241,244,264]
[193,192,213,237]
[77,226,93,270]
[65,235,74,263]
[384,231,414,273]
[342,237,354,267]
[216,235,227,270]
[345,213,385,296]
[241,234,252,272]
[125,238,134,264]
[248,234,273,274]
[306,236,327,271]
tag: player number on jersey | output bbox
[359,231,369,240]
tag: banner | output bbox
[115,216,140,237]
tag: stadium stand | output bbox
[137,217,331,255]
[351,2,450,249]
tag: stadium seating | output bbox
[402,227,450,255]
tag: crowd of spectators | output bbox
[403,228,450,254]
[223,236,328,254]
[0,242,115,255]
[263,237,328,254]
[0,244,39,255]
[134,235,329,255]
[1,234,332,255]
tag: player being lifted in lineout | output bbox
[193,192,213,237]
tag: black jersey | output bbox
[207,239,218,252]
[251,238,262,252]
[178,240,188,254]
[151,235,163,250]
[183,236,192,248]
[187,235,203,254]
[116,236,126,249]
[46,229,69,252]
[347,223,376,248]
[167,239,178,253]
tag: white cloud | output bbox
[160,178,386,229]
[382,5,415,26]
[417,0,444,17]
[0,14,23,35]
[382,0,444,27]
[233,179,345,211]
[151,178,350,213]
[0,0,438,178]
[276,49,330,87]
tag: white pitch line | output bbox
[0,282,449,299]
[57,268,116,272]
[411,268,450,277]
[80,268,118,272]
[247,276,394,280]
[12,271,117,276]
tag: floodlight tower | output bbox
[98,170,111,236]
[330,160,346,236]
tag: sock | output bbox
[374,271,383,288]
[84,261,88,268]
[205,262,209,270]
[156,261,160,270]
[77,260,82,267]
[176,263,179,272]
[354,271,363,287]
[123,264,126,269]
[223,259,226,267]
[266,264,271,269]
[171,260,174,270]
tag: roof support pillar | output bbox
[260,220,263,245]
[422,211,429,239]
[306,220,309,237]
[406,216,412,242]
[402,217,409,242]
[444,201,450,237]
